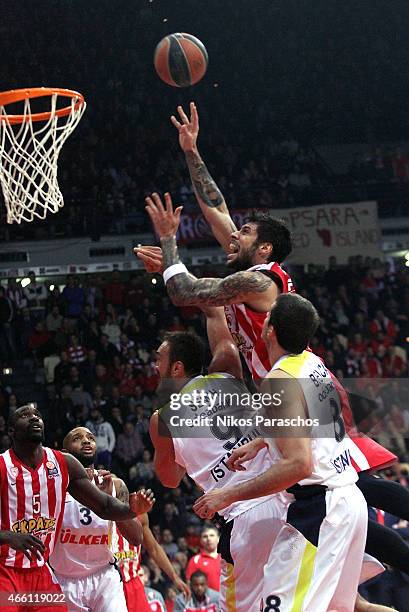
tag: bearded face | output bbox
[226,240,259,271]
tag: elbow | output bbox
[158,474,181,489]
[168,291,194,307]
[294,456,313,481]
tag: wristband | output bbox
[163,263,188,285]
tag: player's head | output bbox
[262,293,320,354]
[155,332,205,381]
[190,571,208,600]
[8,404,44,445]
[63,427,97,467]
[200,526,219,553]
[227,212,292,271]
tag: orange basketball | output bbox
[154,33,208,87]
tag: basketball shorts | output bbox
[218,495,289,612]
[122,575,151,612]
[0,563,67,612]
[260,484,382,612]
[56,564,127,612]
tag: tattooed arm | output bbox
[171,103,237,252]
[161,235,275,310]
[113,479,145,546]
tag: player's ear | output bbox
[258,242,273,260]
[266,323,276,342]
[172,361,186,378]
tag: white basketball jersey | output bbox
[269,351,358,488]
[50,475,115,578]
[166,373,286,521]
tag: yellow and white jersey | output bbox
[163,373,285,521]
[269,350,358,488]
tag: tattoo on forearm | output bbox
[116,480,129,504]
[161,236,180,270]
[167,270,272,307]
[185,150,224,209]
[160,236,271,305]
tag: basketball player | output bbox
[111,505,190,612]
[139,191,409,569]
[50,426,154,611]
[0,404,143,612]
[150,299,373,612]
[167,103,409,522]
[193,294,370,612]
[150,307,293,612]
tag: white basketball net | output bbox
[0,93,86,224]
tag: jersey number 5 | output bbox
[32,494,41,515]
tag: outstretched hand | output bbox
[133,245,164,273]
[171,102,199,152]
[145,192,183,239]
[129,489,155,515]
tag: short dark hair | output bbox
[8,404,41,429]
[249,211,292,263]
[164,332,205,377]
[268,294,319,354]
[190,570,208,582]
[201,526,219,537]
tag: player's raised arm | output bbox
[201,305,242,379]
[171,102,237,253]
[64,453,141,531]
[145,192,276,311]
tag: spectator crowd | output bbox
[1,255,409,607]
[1,1,409,241]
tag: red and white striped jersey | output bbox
[111,522,141,583]
[224,261,295,381]
[0,447,69,568]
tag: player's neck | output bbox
[12,442,43,469]
[267,345,288,369]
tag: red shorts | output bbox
[0,564,67,612]
[123,575,151,612]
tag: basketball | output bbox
[154,33,208,87]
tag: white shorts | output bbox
[261,484,379,612]
[56,564,127,612]
[218,495,289,612]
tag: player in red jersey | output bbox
[0,404,143,612]
[139,191,409,575]
[111,511,189,612]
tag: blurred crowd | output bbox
[2,2,409,240]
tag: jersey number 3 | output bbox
[79,507,92,525]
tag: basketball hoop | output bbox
[0,87,86,224]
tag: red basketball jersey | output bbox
[0,447,69,568]
[111,523,141,583]
[224,261,397,472]
[224,261,295,381]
